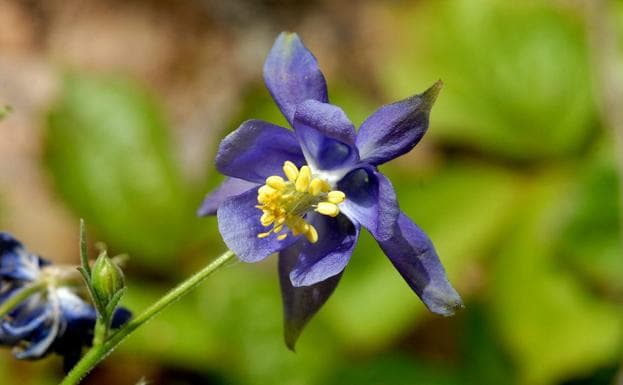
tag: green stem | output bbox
[0,282,46,318]
[59,249,236,385]
[92,318,108,347]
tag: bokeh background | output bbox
[1,0,623,384]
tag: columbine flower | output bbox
[198,32,462,348]
[0,233,130,369]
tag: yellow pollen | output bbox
[327,191,346,204]
[308,178,325,196]
[295,166,311,192]
[266,176,286,190]
[306,225,318,243]
[255,161,346,244]
[316,202,340,217]
[283,161,299,182]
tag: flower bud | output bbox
[91,251,125,307]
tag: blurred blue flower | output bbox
[0,233,130,370]
[199,32,462,348]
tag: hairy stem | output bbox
[59,249,236,385]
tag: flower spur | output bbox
[0,233,130,370]
[198,32,463,348]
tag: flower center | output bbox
[256,161,346,243]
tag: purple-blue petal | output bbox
[356,81,442,166]
[292,100,359,171]
[217,188,299,262]
[197,177,259,217]
[51,289,96,360]
[1,295,51,338]
[263,32,329,124]
[290,213,359,287]
[52,289,131,369]
[0,233,41,282]
[338,168,400,242]
[14,315,60,359]
[57,288,96,325]
[215,119,305,183]
[279,241,342,350]
[0,284,20,304]
[111,307,132,329]
[377,213,463,316]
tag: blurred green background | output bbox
[1,0,622,384]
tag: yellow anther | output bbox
[305,225,318,243]
[320,180,331,192]
[327,191,346,204]
[300,223,309,233]
[295,166,311,192]
[258,185,276,195]
[283,161,299,182]
[256,161,346,243]
[266,176,286,190]
[316,202,340,217]
[260,212,274,226]
[308,178,324,196]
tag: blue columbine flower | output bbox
[0,233,130,369]
[198,32,463,348]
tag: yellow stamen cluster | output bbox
[256,161,346,243]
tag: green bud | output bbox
[91,251,125,307]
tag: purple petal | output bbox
[290,213,359,287]
[217,188,299,262]
[377,213,463,316]
[2,295,51,338]
[356,81,442,165]
[14,314,60,359]
[279,241,342,350]
[292,100,359,171]
[5,291,61,359]
[216,119,305,183]
[111,308,132,329]
[197,178,258,217]
[263,32,329,124]
[338,168,400,242]
[57,288,96,325]
[0,233,40,282]
[0,284,20,304]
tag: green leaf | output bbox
[381,0,596,160]
[45,73,205,268]
[79,218,91,275]
[326,354,460,385]
[560,146,623,295]
[489,171,622,385]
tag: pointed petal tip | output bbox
[196,205,210,217]
[284,326,300,352]
[426,290,464,317]
[422,80,443,108]
[272,32,302,55]
[279,31,299,40]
